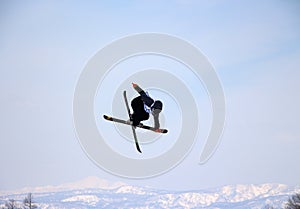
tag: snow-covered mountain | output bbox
[0,177,299,209]
[0,176,125,196]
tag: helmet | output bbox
[152,100,163,110]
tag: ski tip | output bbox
[103,115,112,120]
[154,129,168,134]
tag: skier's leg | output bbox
[131,96,144,126]
[140,112,150,121]
[131,96,142,112]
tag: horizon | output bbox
[1,175,299,195]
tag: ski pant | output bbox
[131,95,150,126]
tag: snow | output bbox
[115,185,150,195]
[0,178,299,209]
[179,192,219,206]
[62,195,100,206]
[219,184,291,203]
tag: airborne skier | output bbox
[103,83,166,153]
[130,83,163,131]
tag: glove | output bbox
[132,83,142,92]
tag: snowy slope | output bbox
[0,177,299,209]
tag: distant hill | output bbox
[0,177,299,208]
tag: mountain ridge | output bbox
[0,177,299,209]
[0,176,126,195]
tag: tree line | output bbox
[2,193,37,209]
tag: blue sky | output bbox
[0,0,299,191]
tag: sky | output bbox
[0,0,300,191]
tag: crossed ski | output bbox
[123,91,142,153]
[103,90,168,153]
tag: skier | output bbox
[103,84,166,152]
[130,83,163,131]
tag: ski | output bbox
[123,91,142,153]
[103,115,168,134]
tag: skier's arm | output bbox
[152,109,161,129]
[132,83,155,105]
[132,83,143,93]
